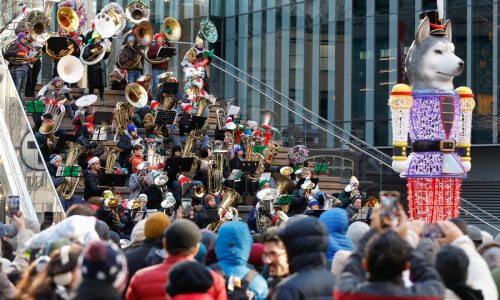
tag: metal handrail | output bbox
[459,206,500,233]
[211,54,393,165]
[210,61,392,168]
[461,197,500,223]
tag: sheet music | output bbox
[227,105,240,116]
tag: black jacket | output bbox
[77,130,104,169]
[144,184,163,209]
[274,217,335,300]
[195,205,219,229]
[178,112,192,136]
[47,163,65,187]
[73,279,122,300]
[83,169,105,200]
[125,239,156,280]
[117,133,134,167]
[334,230,445,300]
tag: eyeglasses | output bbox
[262,251,286,263]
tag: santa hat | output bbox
[86,123,94,130]
[154,33,165,42]
[225,117,237,130]
[181,103,192,112]
[87,156,99,167]
[150,101,160,109]
[178,175,190,186]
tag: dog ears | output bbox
[416,17,430,43]
[444,20,452,41]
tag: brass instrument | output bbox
[104,143,122,174]
[57,55,84,83]
[163,17,182,41]
[280,166,293,178]
[113,102,135,139]
[126,0,150,24]
[263,141,280,165]
[39,100,66,135]
[363,196,380,208]
[26,10,52,43]
[195,95,215,117]
[193,185,205,199]
[135,20,154,46]
[208,141,227,194]
[116,43,142,70]
[56,141,86,200]
[126,83,148,108]
[2,40,30,65]
[243,138,266,182]
[260,109,277,128]
[146,139,163,166]
[208,187,242,232]
[57,7,79,32]
[255,188,280,233]
[80,39,110,65]
[95,3,127,39]
[197,18,218,43]
[301,177,315,197]
[45,37,75,61]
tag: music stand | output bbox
[91,127,107,141]
[155,109,177,126]
[180,157,196,172]
[159,82,179,95]
[93,111,114,126]
[47,37,68,53]
[296,178,320,189]
[313,161,329,174]
[355,208,373,221]
[189,116,207,131]
[56,165,82,177]
[158,46,176,58]
[25,100,45,113]
[99,174,128,187]
[214,129,225,141]
[227,169,243,182]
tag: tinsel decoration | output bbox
[288,145,309,166]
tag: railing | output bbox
[460,198,500,233]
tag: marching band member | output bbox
[147,33,177,99]
[73,105,95,135]
[130,144,145,174]
[4,32,32,96]
[39,77,75,118]
[128,162,150,200]
[108,63,128,90]
[77,123,105,169]
[85,31,110,100]
[117,123,144,172]
[25,34,43,97]
[46,28,79,78]
[126,36,144,83]
[83,156,106,205]
[47,154,85,211]
[182,36,213,92]
[143,100,161,137]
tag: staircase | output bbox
[460,180,500,233]
[24,86,346,201]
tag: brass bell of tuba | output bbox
[255,188,280,233]
[197,18,218,43]
[57,7,79,32]
[26,10,52,43]
[125,83,148,108]
[56,142,85,200]
[260,109,277,128]
[39,101,66,135]
[163,17,181,41]
[116,43,142,70]
[135,20,154,46]
[57,55,84,84]
[126,0,150,24]
[208,187,242,232]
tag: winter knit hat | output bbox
[91,30,101,40]
[331,250,352,278]
[163,219,201,254]
[308,199,320,208]
[346,221,370,249]
[166,261,213,297]
[181,103,192,112]
[248,243,265,267]
[144,212,170,240]
[127,123,137,134]
[154,33,165,42]
[49,154,62,165]
[17,32,27,41]
[246,120,258,129]
[258,179,270,189]
[79,240,128,289]
[233,144,242,156]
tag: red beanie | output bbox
[248,243,265,267]
[150,100,160,109]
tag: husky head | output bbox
[405,17,464,91]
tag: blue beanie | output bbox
[308,199,320,208]
[233,144,242,156]
[17,32,27,41]
[127,123,137,134]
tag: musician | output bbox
[25,35,43,97]
[108,63,127,90]
[230,144,244,170]
[178,103,209,148]
[194,194,219,229]
[83,156,106,205]
[48,28,79,78]
[47,154,85,211]
[4,32,31,96]
[182,36,213,92]
[77,123,105,169]
[85,31,110,100]
[40,77,76,118]
[345,197,362,224]
[147,33,176,99]
[130,144,145,174]
[126,36,144,83]
[128,162,150,200]
[73,103,95,135]
[307,199,320,211]
[117,123,139,170]
[143,100,161,137]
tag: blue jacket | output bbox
[214,221,269,300]
[319,208,353,260]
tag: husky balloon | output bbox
[389,11,475,222]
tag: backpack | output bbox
[210,263,258,300]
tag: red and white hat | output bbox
[181,103,193,112]
[154,33,165,42]
[150,100,160,109]
[87,156,99,167]
[225,117,237,130]
[178,175,190,186]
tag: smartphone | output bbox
[379,191,400,225]
[7,195,20,218]
[181,198,192,217]
[43,211,54,226]
[422,223,444,239]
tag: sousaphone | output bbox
[163,17,181,41]
[197,18,218,43]
[57,6,79,32]
[125,0,150,24]
[125,83,148,108]
[135,20,153,46]
[57,55,84,83]
[25,10,52,43]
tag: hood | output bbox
[319,208,349,235]
[215,221,252,266]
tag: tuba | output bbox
[103,143,122,174]
[45,36,75,61]
[157,72,179,110]
[195,94,216,117]
[125,0,150,24]
[57,55,84,83]
[57,6,79,32]
[255,188,280,233]
[56,142,86,200]
[26,10,52,43]
[163,17,182,41]
[40,100,66,135]
[126,83,148,108]
[135,20,154,46]
[116,43,142,70]
[208,187,242,232]
[80,39,111,65]
[197,18,218,43]
[208,141,227,194]
[95,3,127,39]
